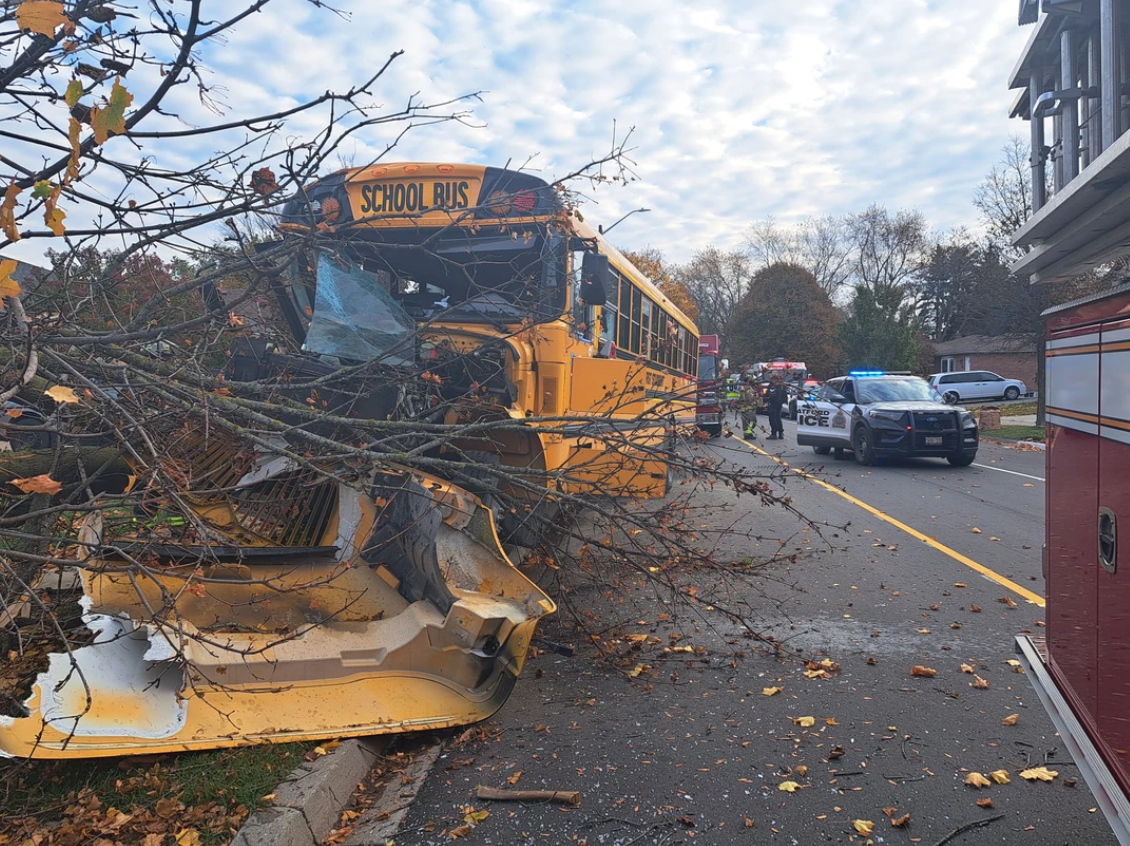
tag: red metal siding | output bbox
[1097,324,1130,793]
[1047,422,1100,727]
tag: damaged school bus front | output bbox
[0,450,554,759]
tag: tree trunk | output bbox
[0,447,129,485]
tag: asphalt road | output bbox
[384,416,1114,846]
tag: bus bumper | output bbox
[0,475,555,760]
[1016,635,1130,845]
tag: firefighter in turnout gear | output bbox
[738,371,758,438]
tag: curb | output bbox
[231,737,389,846]
[981,435,1047,451]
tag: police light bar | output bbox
[849,370,886,377]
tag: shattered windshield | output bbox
[303,252,415,363]
[357,230,566,323]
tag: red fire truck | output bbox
[752,358,807,413]
[696,334,722,437]
[1016,284,1130,843]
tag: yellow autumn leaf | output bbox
[910,665,937,677]
[628,663,650,678]
[761,686,782,696]
[65,78,84,107]
[90,77,134,144]
[853,820,875,835]
[990,769,1011,784]
[803,669,830,679]
[174,830,201,846]
[10,474,62,495]
[971,527,982,534]
[1020,766,1058,782]
[965,772,992,788]
[16,0,69,36]
[507,770,522,785]
[961,663,975,673]
[793,716,815,727]
[45,384,80,404]
[463,808,489,825]
[44,204,65,236]
[971,675,990,689]
[0,259,22,304]
[1,184,20,242]
[1001,713,1019,726]
[778,780,800,793]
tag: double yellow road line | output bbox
[735,437,1045,607]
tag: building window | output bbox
[941,356,971,373]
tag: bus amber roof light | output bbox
[437,164,455,174]
[404,165,421,175]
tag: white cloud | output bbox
[3,0,1029,265]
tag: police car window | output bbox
[840,380,856,403]
[855,378,940,404]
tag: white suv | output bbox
[927,371,1026,404]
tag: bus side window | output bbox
[568,250,588,337]
[640,297,652,358]
[618,275,631,352]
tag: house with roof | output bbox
[931,334,1037,387]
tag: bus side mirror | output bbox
[580,253,611,305]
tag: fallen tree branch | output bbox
[474,786,581,807]
[930,814,1005,846]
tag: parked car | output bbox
[926,371,1026,404]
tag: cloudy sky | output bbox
[12,0,1031,265]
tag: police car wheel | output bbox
[948,454,976,467]
[813,445,831,456]
[853,427,875,466]
[942,391,959,404]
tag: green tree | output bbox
[727,263,841,379]
[837,284,920,372]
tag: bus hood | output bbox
[0,463,554,759]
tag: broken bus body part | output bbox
[0,439,553,759]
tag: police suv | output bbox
[795,371,979,467]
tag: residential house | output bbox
[932,335,1036,388]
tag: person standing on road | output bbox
[765,372,786,440]
[739,372,758,438]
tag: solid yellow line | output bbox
[736,437,1046,607]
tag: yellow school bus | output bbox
[277,163,698,499]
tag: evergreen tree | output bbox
[837,285,920,372]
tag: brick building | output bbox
[931,335,1037,388]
